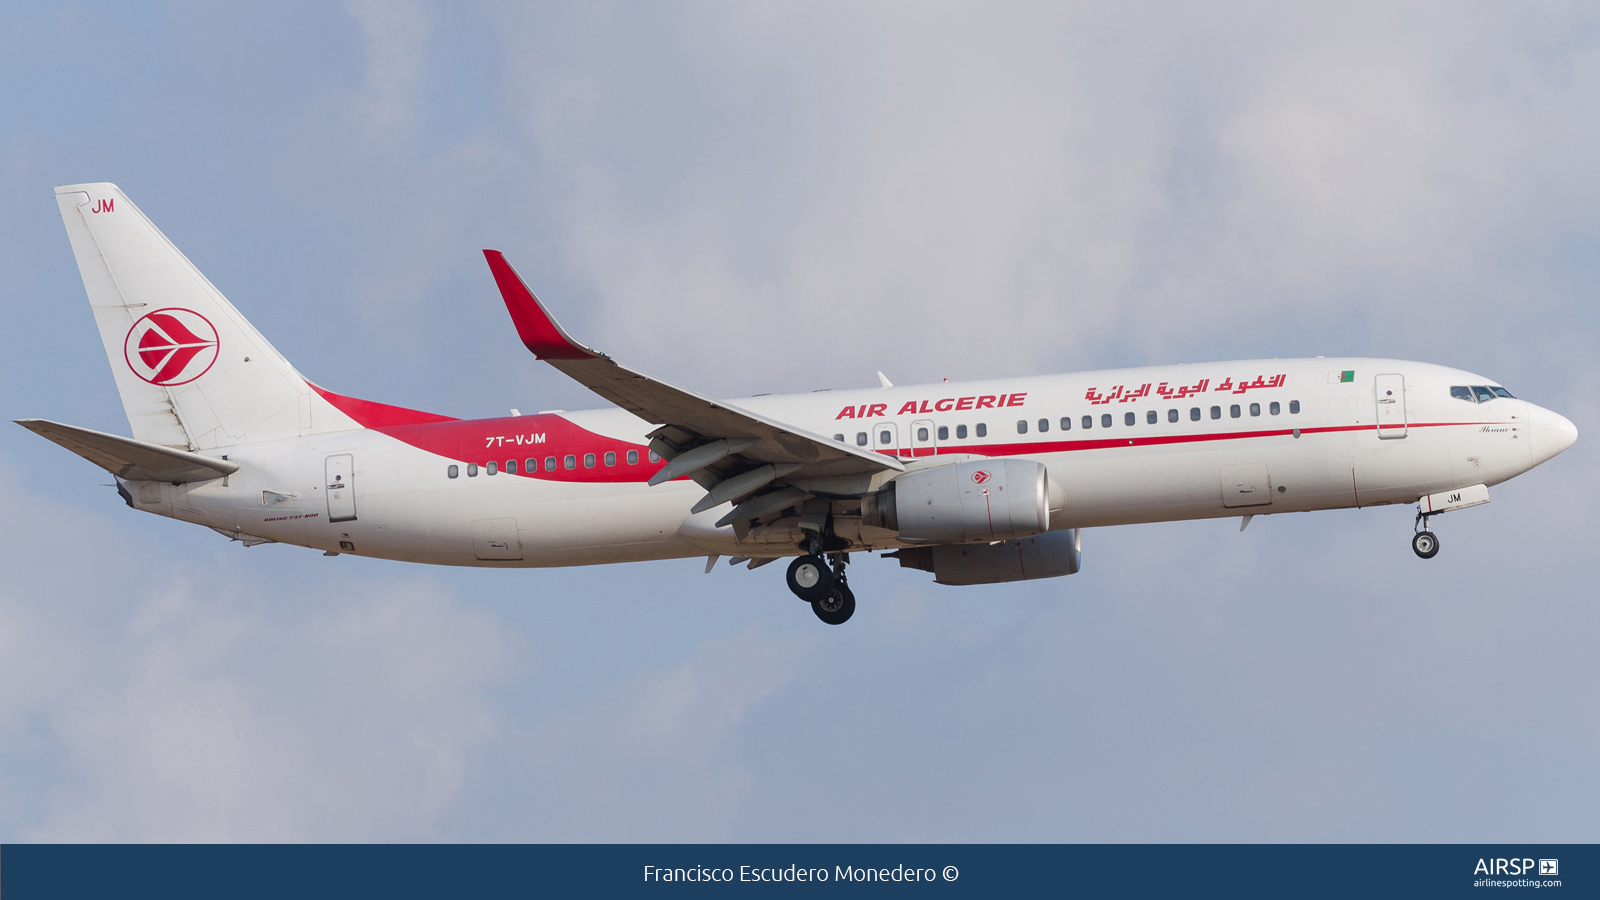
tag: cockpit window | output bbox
[1491,387,1514,398]
[1450,386,1474,402]
[1472,386,1496,403]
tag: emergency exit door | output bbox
[873,422,900,458]
[1374,374,1407,439]
[325,454,357,522]
[909,419,938,458]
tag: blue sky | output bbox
[1,1,1596,840]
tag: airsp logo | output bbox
[971,470,991,485]
[124,308,220,386]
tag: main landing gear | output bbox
[1412,511,1440,560]
[786,551,855,625]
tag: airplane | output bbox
[19,183,1579,625]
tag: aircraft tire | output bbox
[812,584,856,625]
[786,554,832,601]
[1412,530,1440,559]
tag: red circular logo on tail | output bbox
[971,469,991,484]
[124,308,219,386]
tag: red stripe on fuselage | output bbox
[373,413,668,483]
[309,382,458,426]
[943,420,1493,457]
[361,415,1511,485]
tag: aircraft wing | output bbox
[483,251,902,520]
[16,418,240,483]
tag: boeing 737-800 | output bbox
[20,184,1579,624]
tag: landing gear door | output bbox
[873,422,900,459]
[1375,373,1407,439]
[325,454,357,522]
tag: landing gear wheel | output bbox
[786,555,832,601]
[812,584,856,625]
[1412,530,1439,559]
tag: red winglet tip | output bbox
[482,250,594,360]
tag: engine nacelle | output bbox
[891,529,1081,586]
[862,458,1051,543]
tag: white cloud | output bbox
[0,466,520,840]
[345,0,432,129]
[488,3,1600,388]
[500,625,812,841]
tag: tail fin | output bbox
[55,183,362,449]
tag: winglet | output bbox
[482,250,603,361]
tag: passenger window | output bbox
[486,461,497,475]
[526,458,537,472]
[1190,407,1200,421]
[976,423,988,437]
[605,451,616,466]
[1146,410,1157,424]
[956,424,968,439]
[1060,417,1071,431]
[1269,401,1280,416]
[1249,403,1260,417]
[467,463,479,477]
[627,450,638,465]
[833,434,844,442]
[649,450,660,463]
[879,430,892,445]
[937,425,948,440]
[1168,409,1178,423]
[448,464,459,479]
[1450,386,1474,402]
[1082,415,1093,430]
[1289,400,1300,414]
[918,427,930,441]
[1492,387,1514,398]
[564,455,576,470]
[1472,386,1496,403]
[856,432,868,446]
[1038,418,1049,433]
[507,459,518,474]
[1101,414,1112,428]
[1211,406,1221,420]
[545,456,557,471]
[1124,412,1135,426]
[1017,420,1028,434]
[584,453,596,468]
[1230,404,1241,418]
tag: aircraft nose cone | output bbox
[1529,404,1578,466]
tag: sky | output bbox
[0,1,1596,841]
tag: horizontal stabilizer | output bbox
[15,418,240,483]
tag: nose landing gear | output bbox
[1412,510,1440,559]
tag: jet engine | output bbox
[890,529,1081,585]
[861,458,1052,543]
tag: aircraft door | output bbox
[325,454,357,522]
[1375,373,1407,439]
[1220,463,1273,508]
[910,419,937,458]
[472,517,523,560]
[873,422,900,458]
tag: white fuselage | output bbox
[122,357,1570,567]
